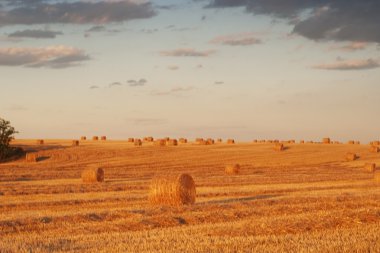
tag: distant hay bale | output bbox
[253,139,257,143]
[274,143,284,151]
[154,139,166,146]
[348,140,355,144]
[206,138,214,145]
[323,138,331,144]
[36,139,44,145]
[288,140,295,144]
[145,137,154,142]
[355,141,360,145]
[26,153,38,162]
[164,137,170,141]
[149,174,196,206]
[370,146,380,153]
[374,171,380,183]
[128,138,135,143]
[225,164,240,175]
[92,136,99,141]
[300,140,305,144]
[227,139,235,144]
[195,138,204,143]
[81,167,104,183]
[372,141,380,146]
[197,140,207,145]
[134,139,142,146]
[167,139,178,146]
[80,136,86,141]
[72,140,79,146]
[101,136,107,141]
[179,138,187,144]
[274,140,279,143]
[346,153,358,161]
[364,163,376,172]
[334,141,340,144]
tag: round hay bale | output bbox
[179,138,187,144]
[372,141,380,146]
[101,136,107,141]
[72,140,79,146]
[364,163,376,172]
[144,137,154,142]
[346,153,358,161]
[80,136,87,141]
[154,139,166,146]
[374,170,380,183]
[128,138,135,143]
[36,139,44,145]
[26,153,38,162]
[134,139,142,146]
[300,140,305,144]
[81,167,104,183]
[195,138,204,143]
[164,137,170,141]
[225,164,240,175]
[355,141,360,145]
[227,139,235,144]
[253,139,257,143]
[274,143,284,151]
[206,138,214,145]
[323,138,331,144]
[167,139,178,146]
[370,146,380,153]
[92,136,99,141]
[149,174,196,206]
[348,140,355,145]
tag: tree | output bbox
[0,118,18,161]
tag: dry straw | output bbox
[227,139,235,144]
[225,164,240,175]
[374,170,380,183]
[80,136,86,141]
[81,167,104,183]
[323,138,331,144]
[26,153,38,162]
[364,163,376,172]
[346,153,358,161]
[92,136,99,141]
[72,140,79,146]
[370,146,380,153]
[149,174,196,206]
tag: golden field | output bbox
[0,139,379,252]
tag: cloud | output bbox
[328,42,369,52]
[87,25,107,32]
[0,45,90,68]
[152,86,194,96]
[8,29,63,39]
[204,1,380,43]
[313,58,380,71]
[0,1,156,26]
[109,82,123,87]
[160,48,216,57]
[128,79,147,87]
[89,85,99,89]
[214,81,224,85]
[210,33,261,46]
[168,65,179,70]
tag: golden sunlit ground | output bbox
[1,139,379,252]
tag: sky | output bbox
[1,0,380,142]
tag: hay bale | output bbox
[253,139,257,143]
[167,139,178,146]
[144,137,154,142]
[164,137,170,141]
[346,153,358,161]
[227,139,235,144]
[72,140,79,146]
[134,139,142,146]
[206,138,214,145]
[80,136,86,141]
[101,136,106,141]
[36,139,44,145]
[372,141,380,146]
[81,167,104,183]
[149,174,196,206]
[92,136,99,141]
[179,138,187,144]
[128,138,135,143]
[154,139,166,146]
[225,164,240,175]
[355,141,360,145]
[348,140,355,145]
[300,140,305,144]
[274,143,284,151]
[195,138,204,143]
[370,146,380,153]
[364,163,376,172]
[323,138,331,144]
[26,153,38,162]
[197,140,207,145]
[374,170,380,183]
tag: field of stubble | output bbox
[0,139,379,253]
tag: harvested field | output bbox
[0,140,379,252]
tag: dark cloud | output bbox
[210,33,261,46]
[8,29,63,39]
[204,0,380,43]
[0,46,90,68]
[89,85,99,89]
[0,1,156,26]
[86,25,107,32]
[313,58,379,71]
[109,82,123,87]
[152,86,194,96]
[160,48,216,57]
[128,79,147,87]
